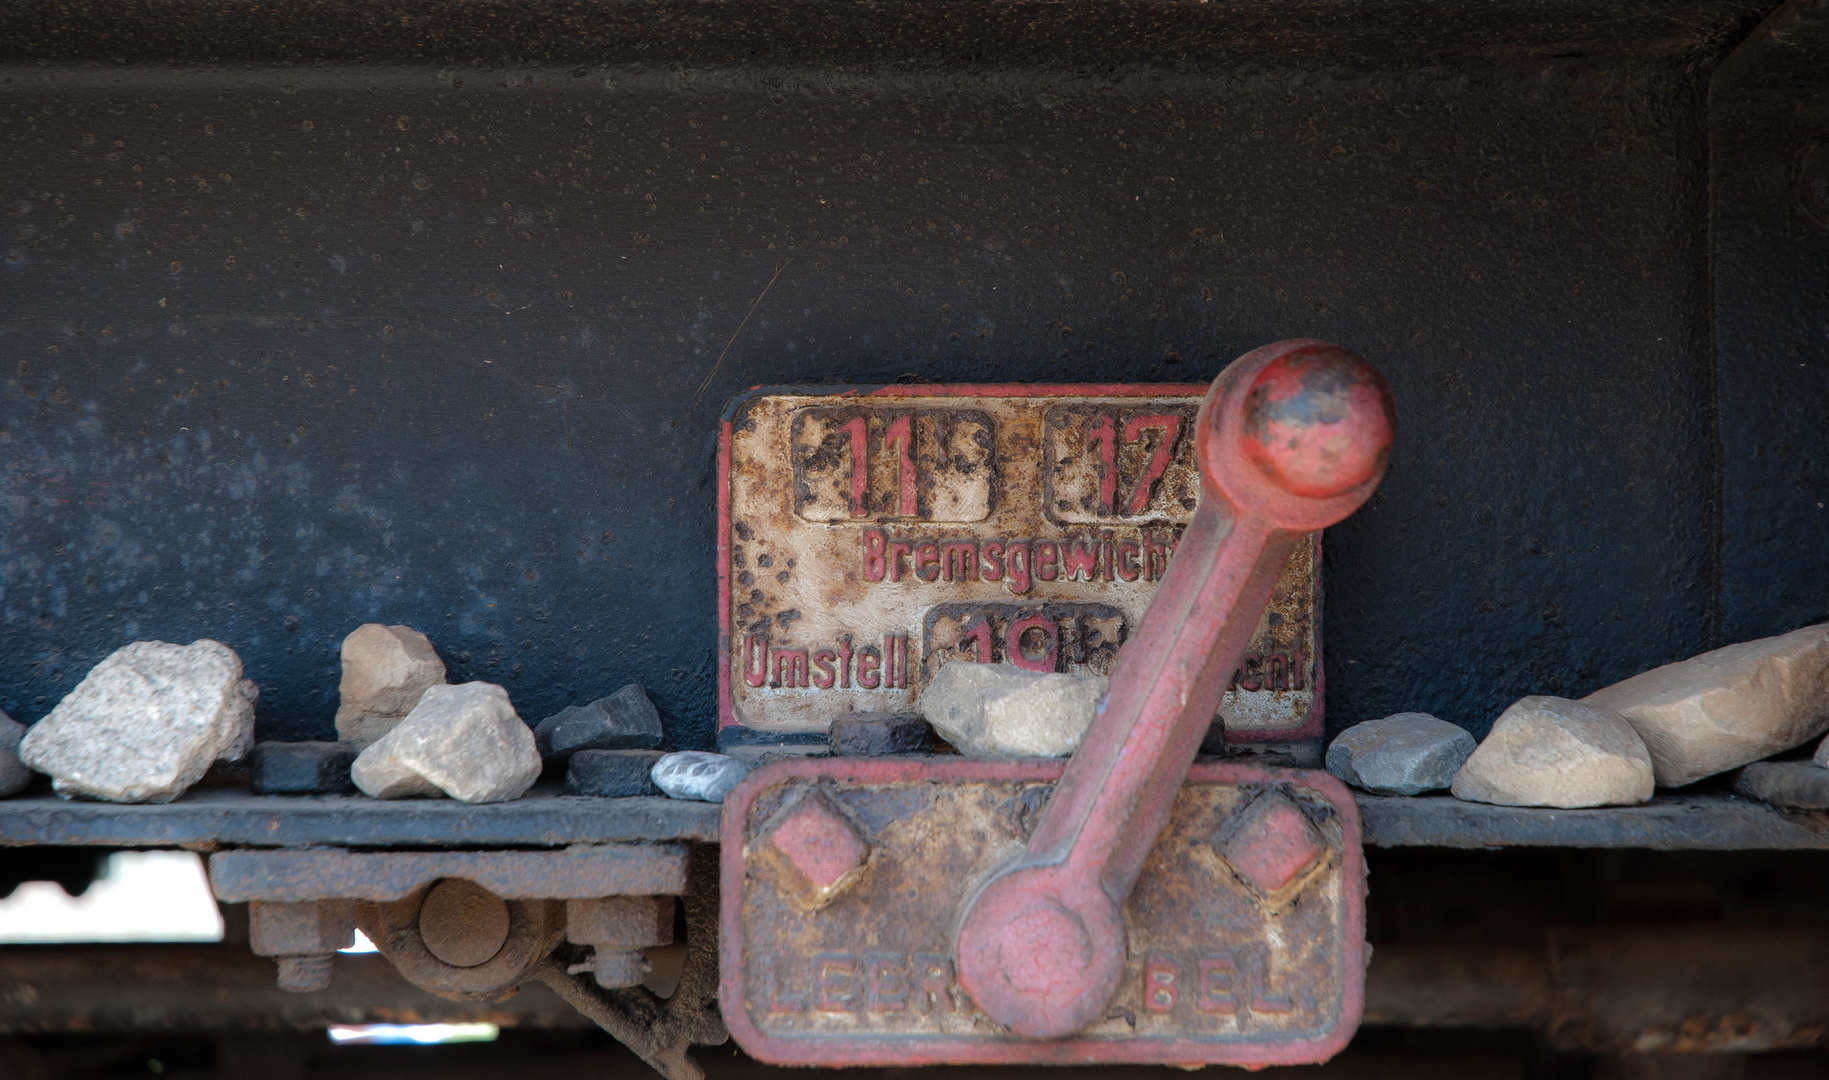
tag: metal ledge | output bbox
[0,788,1823,851]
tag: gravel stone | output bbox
[250,741,357,795]
[567,749,667,797]
[1735,760,1829,809]
[651,751,750,803]
[351,683,540,804]
[17,639,256,804]
[920,662,1107,758]
[830,713,934,757]
[0,712,32,798]
[334,624,446,749]
[535,684,665,762]
[1451,696,1654,808]
[1326,712,1475,795]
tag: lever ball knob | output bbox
[1238,344,1395,500]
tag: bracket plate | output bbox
[719,758,1365,1068]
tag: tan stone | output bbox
[334,624,446,748]
[1583,623,1829,787]
[1451,696,1654,808]
[351,682,540,804]
[919,662,1107,758]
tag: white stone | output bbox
[1450,696,1654,808]
[919,662,1107,758]
[17,639,257,804]
[650,751,750,803]
[335,623,447,748]
[1326,712,1475,795]
[350,682,539,804]
[0,712,32,798]
[1582,623,1829,787]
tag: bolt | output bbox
[274,954,334,993]
[418,879,511,969]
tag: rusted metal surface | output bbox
[952,342,1392,1039]
[1354,793,1829,850]
[719,383,1323,743]
[354,886,564,1001]
[719,758,1366,1067]
[0,791,722,849]
[208,845,690,902]
[1547,925,1829,1053]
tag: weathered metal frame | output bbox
[718,757,1367,1068]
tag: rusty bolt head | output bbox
[763,794,870,908]
[1215,791,1324,898]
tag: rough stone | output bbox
[17,640,257,804]
[919,662,1107,758]
[830,713,934,757]
[0,712,32,798]
[1451,696,1655,809]
[1583,623,1829,787]
[1326,713,1476,796]
[1734,761,1829,810]
[651,751,750,803]
[723,744,831,768]
[535,684,665,762]
[334,624,446,749]
[250,741,357,795]
[350,683,540,804]
[1815,732,1829,768]
[567,749,666,798]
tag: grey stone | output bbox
[1326,713,1476,795]
[1815,732,1829,768]
[723,743,831,768]
[0,712,32,798]
[17,639,257,804]
[567,749,666,798]
[535,684,665,762]
[1584,622,1829,787]
[351,683,540,804]
[831,713,933,757]
[1734,761,1829,810]
[919,662,1107,759]
[250,741,357,795]
[651,751,750,803]
[1451,696,1654,808]
[334,624,446,749]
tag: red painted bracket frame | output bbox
[718,756,1367,1068]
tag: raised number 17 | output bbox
[1087,412,1183,516]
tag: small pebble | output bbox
[567,749,666,797]
[351,682,541,804]
[651,751,750,803]
[249,741,357,795]
[536,684,664,762]
[831,713,933,756]
[1326,712,1475,796]
[0,712,32,798]
[1735,761,1829,809]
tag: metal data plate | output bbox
[719,759,1366,1068]
[717,386,1322,742]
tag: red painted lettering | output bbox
[914,540,940,582]
[980,540,1005,581]
[837,635,855,690]
[841,415,869,518]
[1088,413,1118,515]
[942,540,978,582]
[862,528,887,581]
[814,953,858,1013]
[743,634,769,688]
[914,953,956,1014]
[883,414,917,517]
[1006,614,1058,673]
[772,647,810,689]
[812,648,837,689]
[1196,956,1237,1015]
[1034,541,1059,582]
[1144,957,1179,1014]
[1062,539,1098,581]
[961,617,992,663]
[888,540,912,582]
[857,646,882,689]
[1006,542,1032,595]
[865,953,907,1013]
[1122,413,1182,515]
[1117,540,1141,581]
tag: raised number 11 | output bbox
[842,414,918,518]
